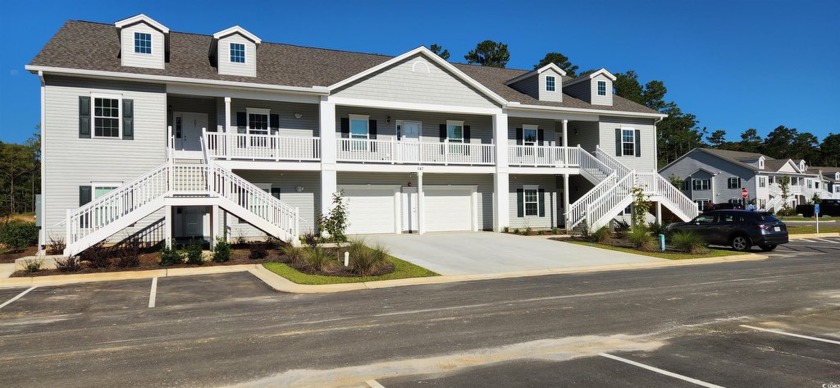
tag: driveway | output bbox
[362,232,662,276]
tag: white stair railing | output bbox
[567,148,617,229]
[587,173,635,229]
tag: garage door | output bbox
[342,187,397,234]
[424,187,473,232]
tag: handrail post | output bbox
[294,207,300,238]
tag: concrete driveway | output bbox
[361,232,662,276]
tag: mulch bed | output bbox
[276,247,395,277]
[0,246,39,264]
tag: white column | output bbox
[319,98,338,219]
[211,205,220,248]
[164,205,172,248]
[563,173,570,228]
[224,97,232,132]
[562,119,569,165]
[493,112,510,231]
[417,169,424,235]
[656,201,663,225]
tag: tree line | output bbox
[0,133,40,217]
[430,41,838,168]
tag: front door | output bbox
[399,121,421,162]
[174,112,208,158]
[175,206,206,239]
[401,187,418,233]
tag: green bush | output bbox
[670,231,709,254]
[185,239,204,265]
[23,258,42,273]
[55,256,82,272]
[115,238,141,268]
[47,236,66,255]
[80,242,110,268]
[627,227,656,251]
[159,244,184,266]
[592,226,610,243]
[347,240,388,276]
[648,222,668,237]
[248,240,268,260]
[303,246,332,272]
[281,245,304,265]
[212,238,231,263]
[0,221,38,252]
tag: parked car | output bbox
[665,210,788,252]
[796,199,840,217]
[704,202,743,212]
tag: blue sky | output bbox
[1,0,838,144]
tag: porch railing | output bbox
[204,132,321,161]
[336,139,495,165]
[507,145,579,167]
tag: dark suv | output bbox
[665,210,788,252]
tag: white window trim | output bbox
[446,120,464,143]
[621,128,635,156]
[694,199,711,211]
[692,178,710,191]
[90,93,122,139]
[545,75,556,92]
[835,173,840,180]
[597,80,607,96]
[230,42,246,64]
[246,108,270,135]
[91,181,123,197]
[727,177,740,189]
[522,184,540,217]
[134,32,152,55]
[349,114,370,139]
[758,158,765,169]
[522,124,538,146]
[759,176,766,188]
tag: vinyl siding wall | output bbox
[507,118,560,146]
[508,174,560,229]
[335,107,493,144]
[228,170,321,237]
[167,96,217,131]
[120,23,165,69]
[538,69,563,102]
[659,150,758,204]
[510,76,539,100]
[333,55,499,109]
[217,34,257,77]
[42,75,167,241]
[599,116,657,172]
[564,81,591,103]
[231,99,320,136]
[590,74,613,106]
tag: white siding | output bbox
[232,99,319,136]
[590,74,613,106]
[599,116,657,172]
[335,107,493,144]
[229,170,321,238]
[120,23,165,69]
[507,118,559,146]
[333,55,498,109]
[42,76,167,241]
[538,69,563,102]
[218,34,257,77]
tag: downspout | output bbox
[37,70,46,255]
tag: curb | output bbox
[789,233,840,240]
[0,264,259,289]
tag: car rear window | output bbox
[756,213,780,222]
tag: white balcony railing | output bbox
[204,132,321,161]
[507,145,579,167]
[336,139,495,165]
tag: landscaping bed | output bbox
[563,239,735,260]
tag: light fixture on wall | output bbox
[294,113,302,119]
[386,115,391,124]
[296,186,304,192]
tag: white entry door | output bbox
[399,121,421,162]
[401,187,418,233]
[174,112,208,158]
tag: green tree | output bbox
[818,133,840,166]
[428,44,450,60]
[613,70,644,105]
[0,135,39,215]
[706,130,727,148]
[763,125,798,159]
[533,52,578,76]
[318,192,349,243]
[790,132,819,164]
[739,128,763,153]
[464,40,510,68]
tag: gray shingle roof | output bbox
[30,20,658,115]
[700,148,768,163]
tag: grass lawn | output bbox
[263,256,439,285]
[566,240,739,260]
[778,215,835,222]
[786,224,840,234]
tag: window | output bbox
[92,183,121,226]
[621,129,635,156]
[692,179,710,191]
[759,158,765,169]
[93,97,120,138]
[94,185,118,199]
[597,81,607,96]
[682,178,691,191]
[349,115,369,139]
[835,172,840,180]
[522,125,538,146]
[230,43,245,63]
[727,177,741,189]
[623,205,632,215]
[247,108,269,136]
[759,176,766,188]
[134,32,151,54]
[523,187,539,216]
[546,76,556,92]
[694,201,711,212]
[447,121,463,143]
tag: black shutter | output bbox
[340,118,350,139]
[537,129,544,146]
[538,188,546,217]
[516,128,523,145]
[79,96,91,138]
[236,112,247,134]
[517,188,524,217]
[463,125,471,155]
[369,119,377,139]
[270,187,281,199]
[634,129,641,157]
[122,99,134,140]
[269,114,280,133]
[79,186,92,206]
[439,124,446,141]
[615,128,622,156]
[396,124,401,141]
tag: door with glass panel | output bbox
[399,121,421,162]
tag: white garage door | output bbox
[342,187,396,234]
[424,187,473,232]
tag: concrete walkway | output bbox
[361,232,662,276]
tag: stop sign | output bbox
[741,188,748,199]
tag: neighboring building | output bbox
[28,15,697,256]
[659,148,835,213]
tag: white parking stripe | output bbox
[796,239,818,243]
[599,353,724,388]
[816,239,839,244]
[366,380,386,388]
[0,287,37,310]
[740,325,840,346]
[148,277,157,308]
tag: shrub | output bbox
[627,227,656,251]
[302,232,319,249]
[670,231,709,254]
[525,227,532,235]
[303,246,332,272]
[0,221,38,252]
[551,227,559,235]
[159,244,184,266]
[648,222,667,237]
[281,245,304,265]
[512,228,520,235]
[80,242,110,268]
[503,226,509,233]
[115,238,141,268]
[23,258,42,273]
[185,239,204,265]
[347,240,389,276]
[264,236,281,250]
[318,192,349,243]
[212,238,231,263]
[55,256,82,272]
[248,240,268,260]
[47,236,66,255]
[592,226,610,243]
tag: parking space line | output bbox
[796,239,818,243]
[599,353,724,388]
[148,277,157,308]
[366,379,386,388]
[740,325,840,346]
[817,239,839,244]
[0,286,37,310]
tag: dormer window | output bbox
[597,81,607,96]
[230,43,246,63]
[134,32,151,54]
[835,172,840,180]
[758,158,765,169]
[546,76,556,92]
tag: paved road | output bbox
[1,238,839,387]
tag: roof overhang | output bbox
[213,26,261,44]
[504,101,667,119]
[327,46,508,106]
[563,68,617,87]
[115,14,169,34]
[504,63,567,86]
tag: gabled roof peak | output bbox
[115,14,169,34]
[504,62,567,86]
[213,25,261,44]
[563,68,617,86]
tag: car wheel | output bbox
[759,244,777,252]
[731,235,751,251]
